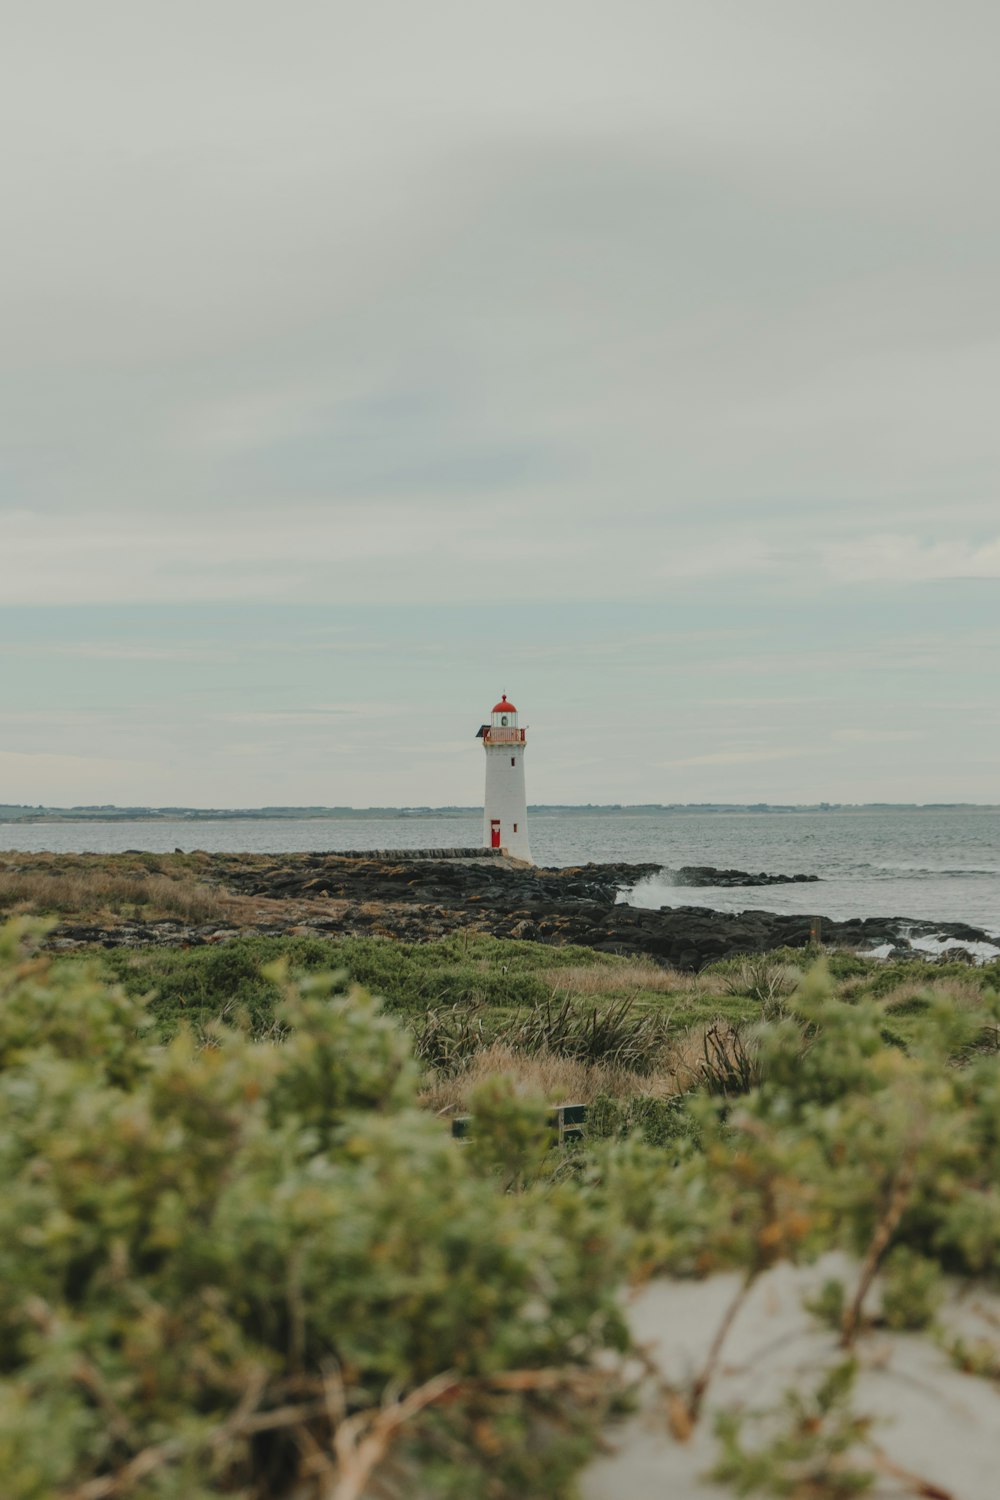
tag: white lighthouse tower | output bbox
[476,693,532,863]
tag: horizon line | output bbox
[3,801,998,819]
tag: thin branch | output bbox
[870,1445,956,1500]
[65,1367,286,1500]
[66,1437,189,1500]
[687,1268,757,1423]
[329,1370,461,1500]
[841,1148,919,1349]
[71,1359,138,1449]
[65,1362,613,1500]
[286,1250,307,1371]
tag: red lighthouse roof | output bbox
[492,695,517,714]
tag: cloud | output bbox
[214,704,399,726]
[0,750,154,794]
[665,747,823,768]
[833,728,924,744]
[824,536,1000,584]
[2,5,1000,801]
[0,642,230,663]
[5,8,1000,612]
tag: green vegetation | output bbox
[600,959,1000,1281]
[0,921,627,1500]
[710,1362,875,1499]
[90,933,1000,1104]
[4,922,1000,1497]
[96,934,610,1036]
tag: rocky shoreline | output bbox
[38,854,998,970]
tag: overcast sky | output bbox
[2,2,998,807]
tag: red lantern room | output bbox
[476,694,525,746]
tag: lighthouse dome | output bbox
[492,696,517,714]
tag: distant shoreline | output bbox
[2,803,997,824]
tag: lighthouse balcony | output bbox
[482,727,525,744]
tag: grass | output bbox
[0,870,233,923]
[45,931,1000,1143]
[0,852,237,923]
[419,1041,676,1115]
[667,1019,762,1096]
[539,960,708,996]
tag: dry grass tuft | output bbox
[667,1019,761,1096]
[541,961,718,998]
[834,976,872,1002]
[0,865,235,924]
[880,975,990,1013]
[419,1042,679,1115]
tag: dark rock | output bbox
[675,866,821,887]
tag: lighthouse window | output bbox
[500,715,508,726]
[511,757,516,767]
[513,823,518,833]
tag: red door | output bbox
[490,820,501,848]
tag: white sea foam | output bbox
[907,933,1000,962]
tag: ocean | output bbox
[2,808,998,938]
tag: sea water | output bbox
[1,808,997,937]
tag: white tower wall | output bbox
[483,743,531,862]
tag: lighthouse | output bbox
[476,693,532,862]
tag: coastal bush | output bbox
[7,918,1000,1498]
[599,961,1000,1288]
[587,1091,697,1150]
[0,921,628,1500]
[709,1361,875,1499]
[575,963,1000,1496]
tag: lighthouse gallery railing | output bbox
[483,728,525,744]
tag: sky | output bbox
[2,1,998,808]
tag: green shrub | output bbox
[587,1091,697,1150]
[0,922,627,1500]
[98,936,560,1038]
[599,960,1000,1292]
[12,925,1000,1498]
[710,1361,874,1498]
[878,1246,943,1330]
